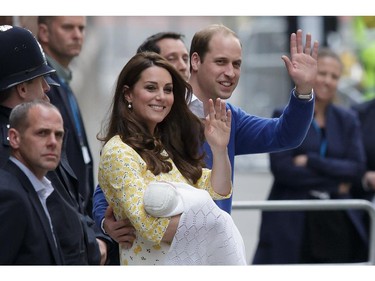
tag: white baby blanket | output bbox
[144,182,247,265]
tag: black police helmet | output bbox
[0,25,59,91]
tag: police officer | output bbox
[0,24,59,165]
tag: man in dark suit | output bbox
[36,16,120,264]
[0,25,110,265]
[0,170,61,264]
[37,16,94,214]
[0,100,65,264]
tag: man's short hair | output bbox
[136,31,186,54]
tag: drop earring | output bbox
[128,102,132,109]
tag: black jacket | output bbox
[0,164,63,265]
[0,105,108,265]
[47,72,94,214]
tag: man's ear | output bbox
[8,128,20,149]
[37,23,49,44]
[191,52,201,72]
[15,82,28,100]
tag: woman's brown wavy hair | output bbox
[98,52,206,184]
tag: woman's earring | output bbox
[128,102,132,109]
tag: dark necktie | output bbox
[60,80,84,146]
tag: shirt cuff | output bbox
[100,218,108,235]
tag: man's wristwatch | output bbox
[294,88,313,100]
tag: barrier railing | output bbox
[232,199,375,265]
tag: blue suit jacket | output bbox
[0,162,63,265]
[253,104,368,264]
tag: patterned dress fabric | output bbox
[98,135,238,265]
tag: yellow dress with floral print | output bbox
[98,135,230,265]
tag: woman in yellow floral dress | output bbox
[98,52,245,265]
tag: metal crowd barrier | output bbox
[232,199,375,265]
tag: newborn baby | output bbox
[143,181,247,265]
[143,181,184,217]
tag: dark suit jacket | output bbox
[352,99,375,199]
[0,163,63,265]
[46,150,105,265]
[47,71,94,214]
[253,104,368,264]
[0,105,107,265]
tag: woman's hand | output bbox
[204,98,231,152]
[205,98,232,196]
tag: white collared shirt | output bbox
[189,94,205,119]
